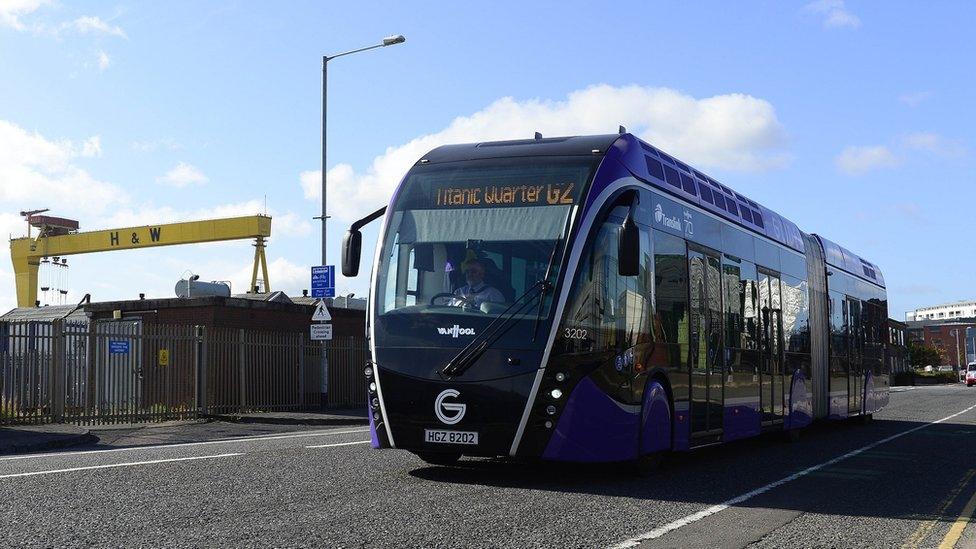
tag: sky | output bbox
[0,0,973,319]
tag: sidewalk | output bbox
[207,409,368,426]
[0,424,96,455]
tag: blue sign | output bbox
[311,265,335,298]
[109,340,130,354]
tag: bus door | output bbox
[848,298,862,414]
[758,270,784,422]
[688,248,724,437]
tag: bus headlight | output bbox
[546,405,557,415]
[368,382,376,393]
[364,365,373,378]
[371,397,380,409]
[555,372,566,382]
[550,388,563,399]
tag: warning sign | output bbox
[312,301,332,322]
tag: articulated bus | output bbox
[341,132,889,468]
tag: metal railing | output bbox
[0,319,368,425]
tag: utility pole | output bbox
[319,35,406,267]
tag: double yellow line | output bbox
[940,483,976,549]
[903,469,976,549]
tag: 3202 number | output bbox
[564,328,587,340]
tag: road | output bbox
[1,385,975,548]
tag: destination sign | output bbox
[434,182,576,208]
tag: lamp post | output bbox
[319,34,406,267]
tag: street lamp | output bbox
[318,35,406,267]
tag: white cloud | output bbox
[97,50,110,71]
[81,135,101,157]
[0,4,127,39]
[836,132,968,175]
[0,119,125,218]
[899,91,932,107]
[300,169,320,200]
[835,145,900,175]
[0,0,45,30]
[805,0,861,29]
[273,212,313,237]
[156,162,208,187]
[302,84,789,222]
[901,132,966,158]
[63,15,126,39]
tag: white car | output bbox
[967,364,976,387]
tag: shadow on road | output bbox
[409,416,976,525]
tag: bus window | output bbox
[559,205,651,354]
[652,229,689,369]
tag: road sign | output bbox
[310,324,333,341]
[158,349,170,367]
[311,265,335,298]
[312,301,332,322]
[108,340,130,354]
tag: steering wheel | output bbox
[430,292,477,308]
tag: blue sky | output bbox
[0,0,972,319]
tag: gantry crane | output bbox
[10,213,273,307]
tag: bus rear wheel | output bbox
[415,452,462,466]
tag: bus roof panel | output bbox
[419,134,621,164]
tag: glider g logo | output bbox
[434,389,466,425]
[654,203,664,224]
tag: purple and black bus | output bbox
[341,132,889,468]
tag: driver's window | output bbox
[559,204,651,354]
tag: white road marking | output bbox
[0,453,243,479]
[0,428,370,462]
[305,440,371,449]
[611,403,976,548]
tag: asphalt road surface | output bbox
[2,385,976,548]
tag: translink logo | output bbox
[437,324,476,338]
[654,203,683,231]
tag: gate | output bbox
[0,319,367,425]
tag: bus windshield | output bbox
[375,156,596,322]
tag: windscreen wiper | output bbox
[440,280,549,378]
[441,222,570,378]
[531,232,564,342]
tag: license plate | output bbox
[424,429,479,445]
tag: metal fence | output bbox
[0,319,368,426]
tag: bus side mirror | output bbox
[342,230,362,277]
[618,214,640,277]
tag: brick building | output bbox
[906,318,976,367]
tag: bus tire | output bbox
[415,452,461,466]
[630,453,663,477]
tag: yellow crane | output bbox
[10,214,273,308]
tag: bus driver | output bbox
[450,258,505,308]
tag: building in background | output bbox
[888,319,910,373]
[906,300,976,321]
[905,317,976,367]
